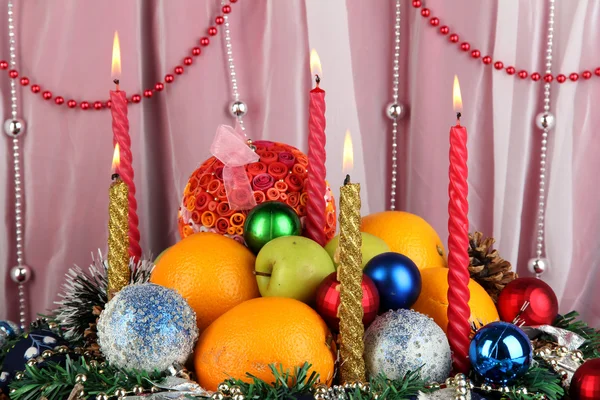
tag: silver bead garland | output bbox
[4,0,30,329]
[386,0,406,211]
[528,0,555,278]
[222,0,247,134]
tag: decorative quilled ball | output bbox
[3,118,25,137]
[535,111,555,130]
[230,100,248,117]
[363,252,421,311]
[0,329,67,392]
[570,358,600,400]
[364,309,451,382]
[469,321,532,384]
[385,102,407,120]
[527,258,548,275]
[497,277,558,326]
[178,140,336,244]
[10,265,32,284]
[243,201,301,254]
[97,283,199,372]
[315,272,380,332]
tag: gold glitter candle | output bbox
[108,145,130,299]
[337,131,366,383]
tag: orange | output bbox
[361,211,446,270]
[150,232,259,331]
[411,267,499,333]
[195,297,335,391]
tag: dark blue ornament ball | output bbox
[469,321,532,384]
[364,252,421,311]
[0,329,68,392]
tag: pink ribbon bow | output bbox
[210,123,259,210]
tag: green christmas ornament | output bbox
[243,202,302,254]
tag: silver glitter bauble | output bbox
[95,394,108,400]
[364,309,452,382]
[97,283,198,372]
[230,100,248,117]
[527,258,549,275]
[535,112,555,130]
[386,102,407,120]
[3,118,25,137]
[10,265,32,283]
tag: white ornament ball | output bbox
[97,283,198,372]
[364,309,451,382]
[535,112,555,130]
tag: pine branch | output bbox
[9,355,165,400]
[224,363,319,400]
[504,363,564,400]
[552,311,600,359]
[368,369,429,400]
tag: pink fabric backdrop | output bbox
[0,0,598,326]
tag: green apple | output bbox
[324,232,390,269]
[255,236,335,304]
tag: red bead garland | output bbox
[413,2,600,84]
[0,0,238,110]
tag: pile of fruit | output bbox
[152,207,501,390]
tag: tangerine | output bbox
[361,211,446,270]
[150,232,259,331]
[411,267,499,333]
[194,297,335,391]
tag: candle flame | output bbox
[112,144,120,173]
[111,31,121,80]
[342,130,354,174]
[310,49,322,78]
[453,75,463,112]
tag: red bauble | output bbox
[571,359,600,400]
[497,277,558,326]
[315,272,379,332]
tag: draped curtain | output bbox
[0,0,598,326]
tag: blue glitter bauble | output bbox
[97,283,198,372]
[469,321,533,384]
[364,309,451,382]
[0,329,67,392]
[0,320,21,348]
[364,252,421,311]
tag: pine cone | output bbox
[82,305,104,360]
[468,231,517,302]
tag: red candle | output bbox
[447,76,471,373]
[306,50,327,247]
[110,31,141,262]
